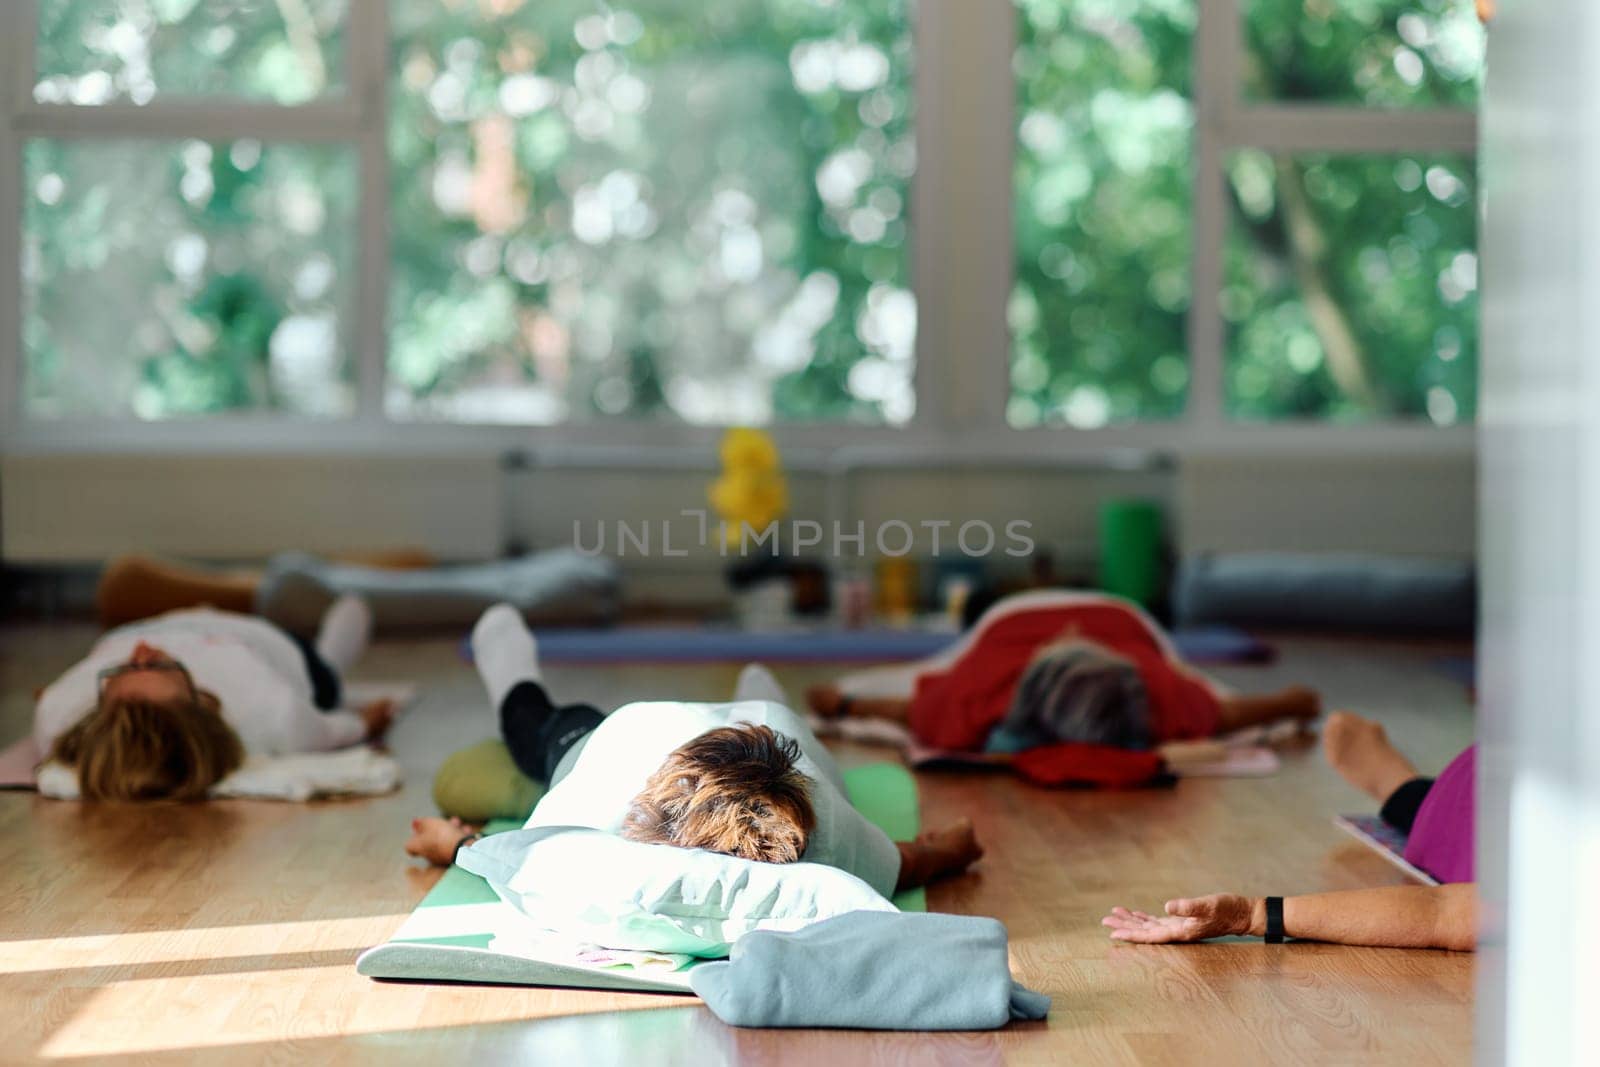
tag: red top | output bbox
[906,599,1222,751]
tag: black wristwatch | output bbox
[452,831,483,864]
[1264,896,1286,943]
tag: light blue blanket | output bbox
[688,911,1051,1030]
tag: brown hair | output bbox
[621,724,816,863]
[50,694,244,802]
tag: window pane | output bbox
[34,0,348,105]
[1244,0,1483,108]
[23,139,357,419]
[1223,152,1477,422]
[388,0,914,425]
[1010,0,1194,429]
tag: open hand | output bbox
[405,815,479,867]
[1102,894,1257,944]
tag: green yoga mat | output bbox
[357,761,924,993]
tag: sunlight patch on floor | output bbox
[0,915,409,975]
[37,965,686,1059]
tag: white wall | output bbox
[1477,2,1600,1062]
[1,453,503,562]
[2,449,1475,598]
[1178,451,1477,558]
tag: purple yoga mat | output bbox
[460,624,1273,666]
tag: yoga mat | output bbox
[1333,815,1440,886]
[1169,625,1276,665]
[357,761,925,992]
[473,623,1272,666]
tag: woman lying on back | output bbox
[32,600,393,801]
[405,605,984,895]
[807,590,1321,755]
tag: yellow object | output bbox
[875,557,919,624]
[432,739,546,822]
[719,427,781,471]
[709,428,788,547]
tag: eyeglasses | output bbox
[97,659,197,701]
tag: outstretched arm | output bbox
[1102,883,1477,951]
[1213,686,1322,733]
[894,819,984,891]
[807,684,914,723]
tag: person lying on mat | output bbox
[32,600,394,801]
[1101,711,1477,950]
[806,589,1320,755]
[405,605,983,894]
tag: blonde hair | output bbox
[621,724,815,863]
[50,694,244,802]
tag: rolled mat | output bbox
[1174,552,1475,635]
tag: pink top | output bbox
[1403,744,1475,884]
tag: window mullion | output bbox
[0,3,28,440]
[1187,0,1240,438]
[8,4,35,108]
[347,0,389,429]
[12,100,363,141]
[908,0,943,436]
[919,0,1013,438]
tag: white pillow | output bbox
[458,825,897,957]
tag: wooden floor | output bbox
[0,623,1477,1065]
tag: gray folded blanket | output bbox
[256,549,620,635]
[688,911,1051,1030]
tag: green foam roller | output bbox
[432,738,546,823]
[1098,499,1165,607]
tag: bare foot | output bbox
[405,815,479,867]
[806,684,847,719]
[1322,711,1420,802]
[359,698,397,742]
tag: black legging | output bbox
[288,633,343,711]
[1380,776,1437,834]
[500,680,605,783]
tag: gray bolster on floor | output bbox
[687,911,1050,1030]
[255,549,620,635]
[1173,552,1475,635]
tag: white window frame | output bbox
[0,0,1476,460]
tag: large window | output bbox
[1224,150,1477,421]
[23,138,358,418]
[10,0,913,429]
[1,0,1482,446]
[387,1,914,426]
[1013,0,1482,427]
[1011,0,1194,428]
[34,0,350,105]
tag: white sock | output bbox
[471,603,540,710]
[733,662,789,706]
[314,595,371,673]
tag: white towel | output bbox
[36,745,402,802]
